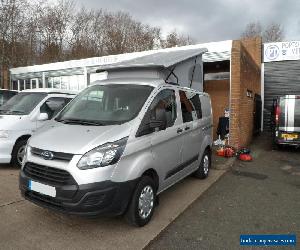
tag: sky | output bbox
[76,0,300,43]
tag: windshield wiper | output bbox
[0,109,25,115]
[55,118,104,126]
[9,110,25,114]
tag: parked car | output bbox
[271,95,300,148]
[19,79,213,227]
[0,89,18,106]
[0,89,77,167]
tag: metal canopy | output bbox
[96,48,208,72]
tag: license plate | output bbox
[28,180,56,197]
[282,133,298,140]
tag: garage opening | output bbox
[203,60,230,140]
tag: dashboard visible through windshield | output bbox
[56,84,154,125]
[0,92,46,115]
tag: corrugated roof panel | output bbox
[203,51,231,62]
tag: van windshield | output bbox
[55,84,153,125]
[0,92,46,115]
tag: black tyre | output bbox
[194,149,211,179]
[11,139,27,167]
[125,176,156,227]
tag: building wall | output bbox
[204,80,230,140]
[230,37,262,148]
[1,67,9,89]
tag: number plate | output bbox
[28,180,56,197]
[282,133,298,140]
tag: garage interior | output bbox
[203,38,262,149]
[203,60,230,141]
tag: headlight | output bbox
[77,137,128,170]
[0,130,9,139]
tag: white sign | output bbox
[264,41,300,62]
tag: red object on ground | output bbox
[224,147,235,157]
[239,153,253,161]
[216,148,225,157]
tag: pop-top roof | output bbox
[96,48,208,72]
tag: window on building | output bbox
[53,77,60,88]
[31,79,37,89]
[12,81,18,90]
[25,79,30,89]
[39,78,43,88]
[19,80,25,91]
[61,76,69,89]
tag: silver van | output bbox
[19,79,212,227]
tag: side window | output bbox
[190,94,202,119]
[179,91,202,122]
[40,97,70,120]
[137,89,177,136]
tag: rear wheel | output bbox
[11,139,27,167]
[194,149,211,179]
[125,176,156,227]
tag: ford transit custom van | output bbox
[20,79,212,227]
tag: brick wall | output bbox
[230,37,262,149]
[1,67,10,89]
[204,80,230,140]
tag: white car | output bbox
[0,89,77,167]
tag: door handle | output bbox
[177,128,183,134]
[185,126,190,131]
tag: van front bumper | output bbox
[19,170,138,216]
[0,140,14,163]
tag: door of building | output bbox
[253,94,262,135]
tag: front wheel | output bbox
[125,176,156,227]
[194,149,211,179]
[11,139,27,168]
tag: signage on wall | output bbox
[264,41,300,62]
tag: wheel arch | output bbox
[141,168,159,191]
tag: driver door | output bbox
[138,88,184,192]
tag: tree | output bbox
[263,23,284,42]
[162,30,193,48]
[0,0,29,87]
[101,11,161,55]
[37,0,74,63]
[241,22,262,39]
[241,21,285,42]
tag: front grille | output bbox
[23,162,75,186]
[31,147,74,161]
[26,191,63,210]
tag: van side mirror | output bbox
[38,113,49,121]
